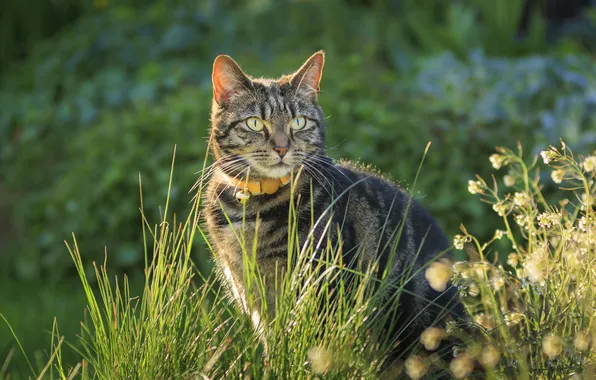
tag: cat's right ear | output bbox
[212,55,251,105]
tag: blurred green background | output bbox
[1,0,596,377]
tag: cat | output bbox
[203,51,464,362]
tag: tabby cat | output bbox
[204,51,463,358]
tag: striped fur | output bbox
[204,52,463,357]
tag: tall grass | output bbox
[4,141,595,379]
[34,144,454,379]
[57,147,243,379]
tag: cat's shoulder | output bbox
[335,159,403,189]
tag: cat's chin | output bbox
[254,163,293,179]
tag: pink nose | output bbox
[274,147,288,158]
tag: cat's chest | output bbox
[205,190,293,257]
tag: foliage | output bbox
[446,143,596,378]
[0,0,84,73]
[0,0,195,74]
[2,0,596,377]
[2,0,594,76]
[394,0,596,57]
[0,1,217,279]
[324,50,596,244]
[379,0,546,58]
[560,6,596,50]
[2,0,596,279]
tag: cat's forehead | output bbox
[223,78,314,118]
[251,78,291,98]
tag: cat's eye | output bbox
[245,117,265,132]
[291,117,307,130]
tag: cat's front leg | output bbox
[233,256,286,360]
[218,258,250,314]
[254,256,287,320]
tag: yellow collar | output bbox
[228,175,291,202]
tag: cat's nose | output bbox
[272,132,289,158]
[274,146,288,158]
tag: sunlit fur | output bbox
[209,80,325,180]
[204,52,464,361]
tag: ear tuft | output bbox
[290,51,325,99]
[212,55,250,104]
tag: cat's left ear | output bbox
[290,51,325,99]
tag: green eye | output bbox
[245,117,264,131]
[291,117,307,130]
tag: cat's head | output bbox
[210,51,326,180]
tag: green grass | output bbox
[0,145,454,379]
[0,277,149,379]
[3,142,596,379]
[49,146,446,378]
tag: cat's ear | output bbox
[212,55,251,105]
[290,51,325,99]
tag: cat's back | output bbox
[324,160,450,265]
[331,160,460,344]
